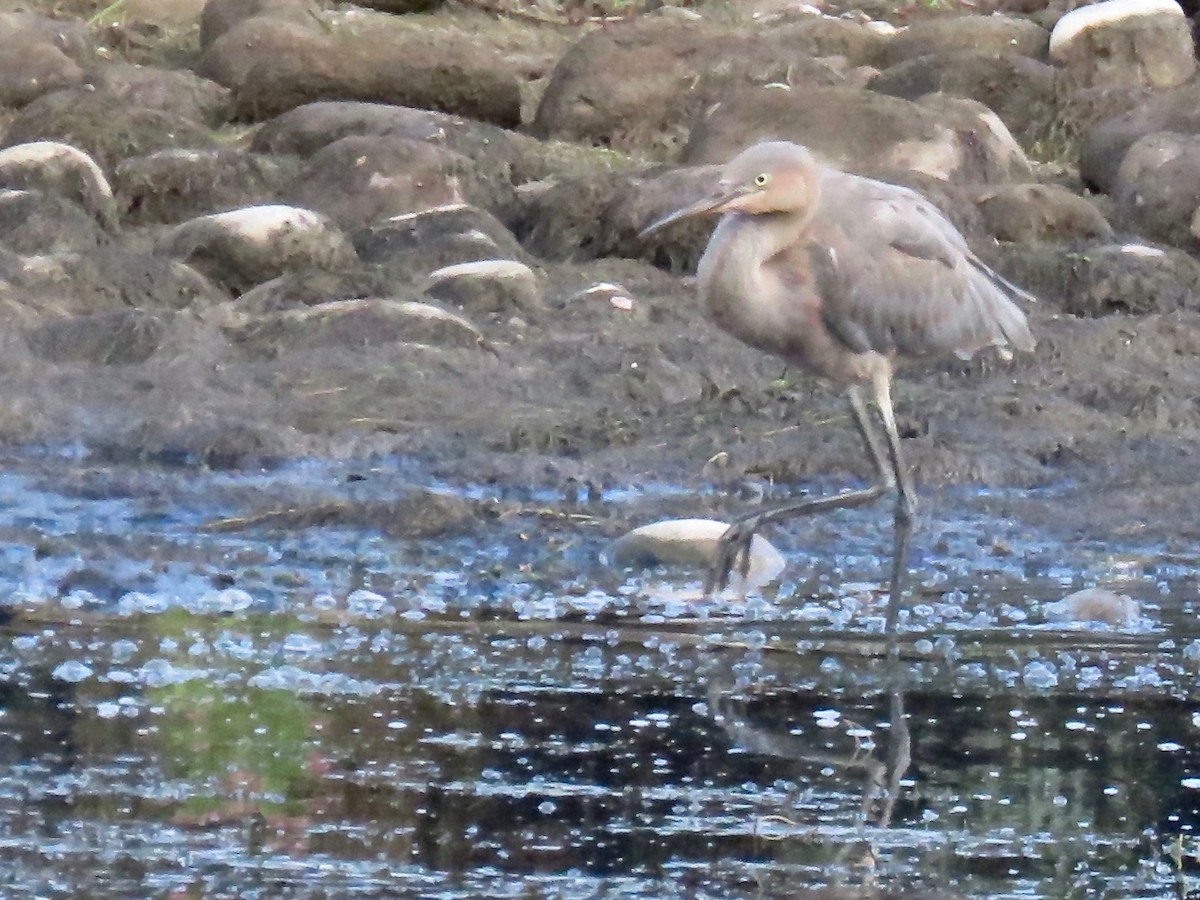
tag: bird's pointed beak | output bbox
[639,184,750,239]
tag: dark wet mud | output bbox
[1,450,1199,898]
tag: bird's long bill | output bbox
[639,185,747,239]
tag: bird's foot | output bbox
[703,516,762,598]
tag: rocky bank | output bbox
[0,0,1198,550]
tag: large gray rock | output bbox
[0,12,93,108]
[1080,84,1200,192]
[869,52,1059,153]
[221,15,522,127]
[683,86,1030,183]
[0,141,115,229]
[1049,0,1195,89]
[975,183,1112,243]
[199,0,325,51]
[282,136,473,231]
[354,204,527,284]
[1,88,216,169]
[1062,242,1200,316]
[159,205,357,294]
[1112,132,1200,247]
[114,148,300,226]
[0,190,107,254]
[532,18,852,156]
[878,15,1050,67]
[84,62,231,128]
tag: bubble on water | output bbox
[419,595,447,614]
[1116,665,1164,689]
[52,660,93,683]
[1022,660,1058,689]
[1053,795,1068,807]
[1183,777,1200,790]
[138,659,204,688]
[400,609,426,621]
[283,633,323,656]
[814,709,841,728]
[12,635,37,651]
[1077,666,1104,689]
[347,590,393,618]
[60,591,96,611]
[312,593,338,611]
[96,701,120,720]
[538,801,556,815]
[914,639,934,655]
[117,592,169,616]
[250,665,322,693]
[110,639,139,662]
[191,588,254,615]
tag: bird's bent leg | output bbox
[704,389,893,597]
[873,371,916,641]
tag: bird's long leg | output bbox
[871,370,916,642]
[705,386,893,596]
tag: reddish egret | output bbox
[641,141,1034,633]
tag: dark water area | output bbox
[0,450,1199,898]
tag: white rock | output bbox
[1044,588,1140,627]
[604,518,786,592]
[1050,0,1184,54]
[0,140,115,226]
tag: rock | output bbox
[199,0,325,51]
[224,296,486,357]
[353,204,527,284]
[869,52,1059,153]
[1113,132,1200,247]
[425,260,541,319]
[604,518,786,593]
[0,190,107,254]
[21,250,229,314]
[1,88,216,169]
[0,12,93,108]
[0,141,116,229]
[0,40,84,110]
[282,135,473,231]
[84,62,231,127]
[1079,83,1200,192]
[605,165,721,271]
[113,0,210,29]
[224,15,522,127]
[512,170,631,264]
[683,86,1030,183]
[879,14,1050,66]
[233,267,393,316]
[114,148,300,226]
[198,15,328,90]
[1049,0,1195,89]
[1062,242,1200,316]
[1044,587,1139,626]
[159,205,357,294]
[976,182,1113,243]
[532,18,852,155]
[25,309,166,365]
[251,101,523,203]
[353,0,445,12]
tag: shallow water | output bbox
[0,451,1198,898]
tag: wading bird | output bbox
[641,141,1034,634]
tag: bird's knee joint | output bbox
[895,494,917,524]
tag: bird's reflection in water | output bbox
[706,666,914,879]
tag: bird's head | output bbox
[641,141,822,238]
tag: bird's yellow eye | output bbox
[754,173,770,187]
